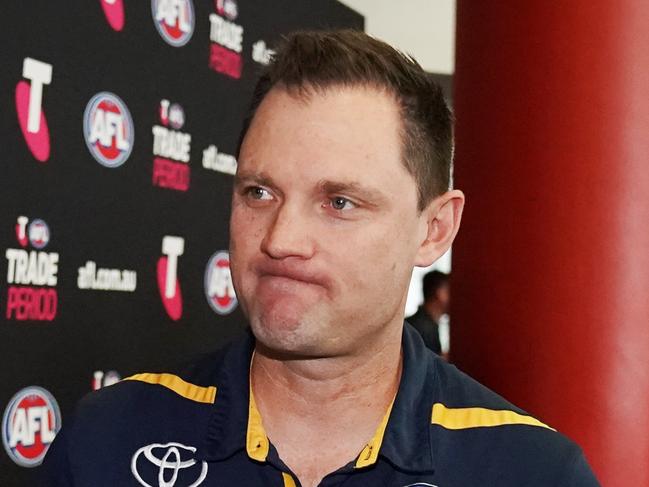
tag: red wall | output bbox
[453,2,649,485]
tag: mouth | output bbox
[255,261,329,289]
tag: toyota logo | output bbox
[131,442,208,487]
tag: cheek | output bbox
[335,218,418,290]
[328,227,402,285]
[230,205,266,247]
[229,207,265,281]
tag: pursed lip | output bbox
[255,260,330,289]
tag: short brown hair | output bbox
[238,29,453,210]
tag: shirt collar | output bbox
[246,377,270,461]
[202,324,436,474]
[202,330,255,462]
[378,322,436,473]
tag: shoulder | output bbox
[49,341,232,447]
[64,357,216,453]
[73,345,229,430]
[432,356,527,410]
[428,358,599,485]
[40,342,239,485]
[40,331,258,485]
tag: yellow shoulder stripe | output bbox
[431,403,555,431]
[123,373,217,404]
[282,472,297,487]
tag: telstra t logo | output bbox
[157,236,184,320]
[15,58,53,162]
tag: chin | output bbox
[248,308,326,357]
[250,313,304,350]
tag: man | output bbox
[42,30,599,486]
[408,270,450,356]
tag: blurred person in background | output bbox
[408,270,450,358]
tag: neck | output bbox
[251,322,403,419]
[250,321,403,486]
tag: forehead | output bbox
[238,85,414,190]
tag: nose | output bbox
[260,201,315,260]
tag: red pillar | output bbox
[452,2,649,485]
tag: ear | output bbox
[414,190,465,267]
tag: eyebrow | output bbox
[233,170,276,189]
[318,180,388,207]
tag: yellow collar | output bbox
[246,375,395,468]
[246,382,270,461]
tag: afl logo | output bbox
[152,0,195,47]
[83,92,134,168]
[204,251,237,315]
[2,386,61,468]
[167,103,185,130]
[28,219,50,249]
[159,99,185,129]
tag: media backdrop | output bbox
[0,1,363,484]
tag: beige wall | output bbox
[338,0,456,74]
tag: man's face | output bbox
[437,283,451,313]
[230,85,427,357]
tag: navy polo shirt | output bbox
[42,323,600,486]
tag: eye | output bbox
[246,186,273,201]
[329,196,356,211]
